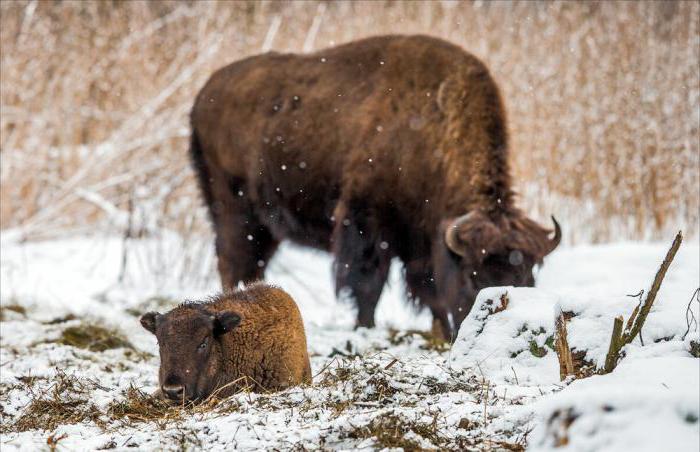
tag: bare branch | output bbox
[622,231,683,346]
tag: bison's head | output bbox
[140,306,241,403]
[434,211,561,335]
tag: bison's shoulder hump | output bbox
[225,282,295,306]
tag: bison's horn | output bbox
[544,216,562,256]
[444,212,478,257]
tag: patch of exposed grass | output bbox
[423,373,479,396]
[363,373,399,403]
[57,323,133,352]
[0,303,26,321]
[2,371,107,433]
[388,329,450,352]
[317,359,357,388]
[15,375,49,386]
[509,326,557,358]
[44,314,78,325]
[106,383,247,427]
[346,413,424,450]
[345,411,524,451]
[324,395,354,415]
[0,375,50,406]
[529,337,555,358]
[106,385,183,427]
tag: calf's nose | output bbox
[162,384,184,400]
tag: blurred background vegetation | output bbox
[1,0,698,244]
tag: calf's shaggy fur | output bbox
[140,283,311,401]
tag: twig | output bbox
[602,232,683,374]
[383,358,399,370]
[624,290,644,340]
[681,288,700,341]
[622,231,683,346]
[482,380,490,426]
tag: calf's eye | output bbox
[198,340,207,350]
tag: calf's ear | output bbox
[213,312,241,336]
[140,312,161,334]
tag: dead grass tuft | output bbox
[3,371,107,433]
[317,358,357,388]
[0,304,27,321]
[107,380,248,426]
[346,413,424,450]
[388,329,450,352]
[57,323,133,352]
[44,314,78,325]
[363,373,399,403]
[106,385,183,427]
[344,411,524,451]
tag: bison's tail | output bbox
[188,128,216,216]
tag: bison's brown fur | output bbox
[141,283,311,401]
[189,35,560,339]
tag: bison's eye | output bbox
[198,338,208,350]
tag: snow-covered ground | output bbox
[0,233,698,450]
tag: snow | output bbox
[528,357,699,452]
[1,233,698,450]
[450,287,561,387]
[450,240,699,452]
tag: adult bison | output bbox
[189,35,560,339]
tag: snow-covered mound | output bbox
[450,274,699,451]
[450,287,561,386]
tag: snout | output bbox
[162,383,185,401]
[161,374,191,402]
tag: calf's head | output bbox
[140,306,241,402]
[435,211,561,331]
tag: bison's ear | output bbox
[140,312,161,335]
[213,312,241,336]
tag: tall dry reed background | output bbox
[1,1,699,246]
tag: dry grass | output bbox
[1,0,698,246]
[57,323,133,352]
[106,385,184,427]
[2,375,235,434]
[345,411,525,451]
[2,370,107,433]
[388,328,450,352]
[346,413,424,450]
[0,303,26,321]
[0,348,524,448]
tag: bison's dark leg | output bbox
[404,262,454,341]
[332,203,391,328]
[211,177,278,289]
[190,131,278,289]
[212,202,279,290]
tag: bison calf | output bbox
[140,283,311,402]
